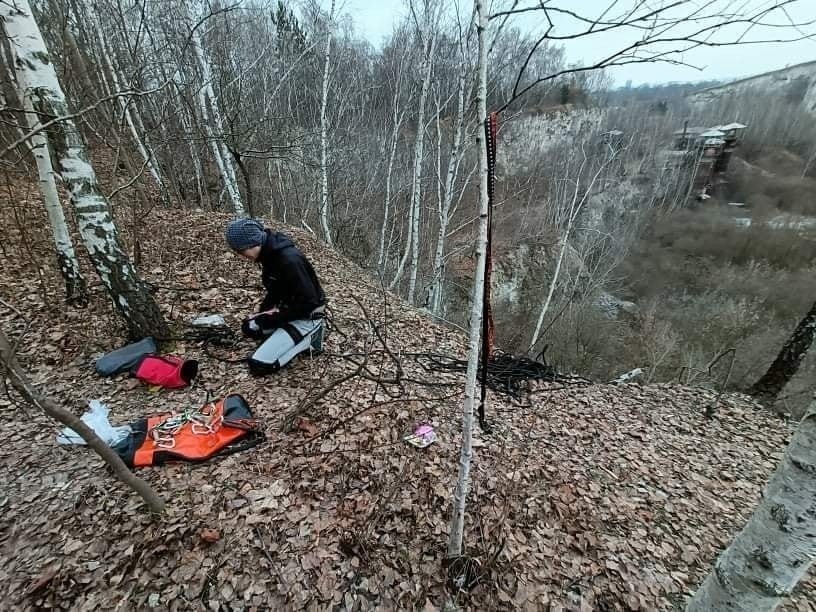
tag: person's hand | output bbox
[249,307,279,320]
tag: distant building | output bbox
[713,122,746,172]
[666,122,747,198]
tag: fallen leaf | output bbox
[25,565,60,596]
[295,417,319,437]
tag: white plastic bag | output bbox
[56,400,131,446]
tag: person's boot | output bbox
[310,322,325,353]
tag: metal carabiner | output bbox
[191,415,223,435]
[151,432,176,449]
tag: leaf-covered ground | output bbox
[1,180,814,610]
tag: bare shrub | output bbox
[727,162,816,216]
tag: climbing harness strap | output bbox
[479,112,498,432]
[281,322,305,344]
[116,394,264,468]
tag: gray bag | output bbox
[95,337,157,376]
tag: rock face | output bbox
[689,60,816,116]
[499,107,606,174]
[444,239,556,343]
[597,292,638,318]
[492,242,553,318]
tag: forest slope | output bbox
[0,183,813,610]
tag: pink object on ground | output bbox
[404,423,437,448]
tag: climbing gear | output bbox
[132,354,199,389]
[479,112,499,432]
[147,402,223,448]
[409,350,567,399]
[112,394,264,468]
[247,318,324,376]
[95,337,157,376]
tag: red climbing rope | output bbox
[478,112,498,432]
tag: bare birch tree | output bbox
[686,396,816,610]
[390,4,437,301]
[2,0,169,339]
[2,24,89,305]
[187,0,244,215]
[447,0,488,560]
[20,85,88,305]
[528,143,622,352]
[376,27,411,274]
[407,20,437,304]
[89,11,168,205]
[429,34,473,315]
[749,300,816,405]
[318,0,336,245]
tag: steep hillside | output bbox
[689,60,816,116]
[0,180,814,610]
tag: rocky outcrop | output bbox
[689,60,816,116]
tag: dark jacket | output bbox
[257,230,325,322]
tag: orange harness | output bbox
[114,394,263,468]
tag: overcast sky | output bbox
[345,0,816,86]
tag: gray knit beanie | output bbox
[225,218,266,252]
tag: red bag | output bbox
[132,355,199,388]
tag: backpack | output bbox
[131,355,199,389]
[95,337,157,376]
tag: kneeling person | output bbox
[225,218,326,374]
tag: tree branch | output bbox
[0,328,165,513]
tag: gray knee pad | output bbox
[248,319,322,375]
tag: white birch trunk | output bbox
[21,90,87,304]
[171,75,206,207]
[377,108,404,274]
[447,0,488,559]
[277,160,287,223]
[196,84,233,205]
[267,160,275,218]
[0,37,27,143]
[389,194,413,290]
[431,95,443,309]
[802,147,816,178]
[189,132,206,207]
[1,0,169,339]
[319,0,336,246]
[407,30,437,304]
[189,2,244,215]
[527,148,617,352]
[687,398,816,611]
[430,67,468,315]
[90,13,167,204]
